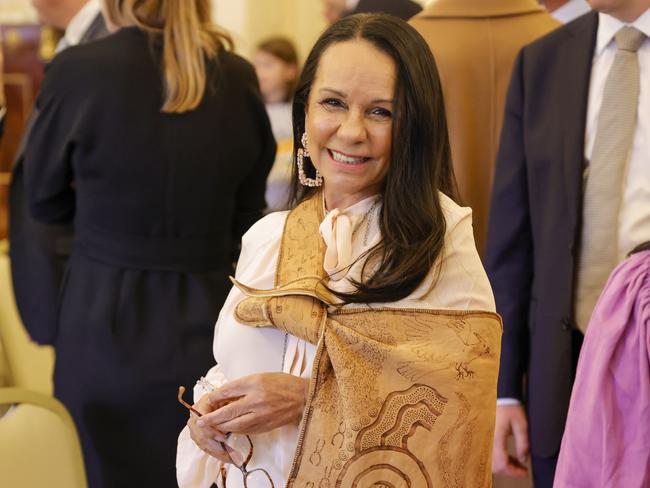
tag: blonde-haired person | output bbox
[22,0,275,486]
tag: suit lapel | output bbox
[12,111,37,169]
[79,13,109,44]
[558,12,598,229]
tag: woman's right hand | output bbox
[187,394,234,464]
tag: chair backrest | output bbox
[0,245,54,392]
[0,387,87,488]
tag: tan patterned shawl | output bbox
[232,193,502,487]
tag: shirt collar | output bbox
[63,0,101,47]
[551,0,592,24]
[596,8,650,56]
[346,0,361,11]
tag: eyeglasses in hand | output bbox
[178,386,275,487]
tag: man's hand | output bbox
[492,404,530,477]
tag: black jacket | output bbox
[20,27,275,486]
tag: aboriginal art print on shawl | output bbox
[232,193,502,487]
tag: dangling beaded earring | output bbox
[297,132,323,187]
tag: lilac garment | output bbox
[555,250,650,487]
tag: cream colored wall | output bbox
[214,0,326,62]
[281,0,328,61]
[0,0,38,24]
[212,0,433,62]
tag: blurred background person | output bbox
[254,36,298,142]
[411,0,559,257]
[9,0,107,346]
[253,36,298,210]
[555,241,650,487]
[322,0,422,24]
[22,0,275,486]
[31,0,104,52]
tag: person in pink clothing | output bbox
[555,240,650,487]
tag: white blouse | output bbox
[176,193,496,488]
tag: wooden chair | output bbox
[0,387,87,488]
[0,241,54,392]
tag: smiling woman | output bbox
[305,39,394,210]
[290,12,456,305]
[177,13,502,488]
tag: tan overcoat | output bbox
[411,0,559,255]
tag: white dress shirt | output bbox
[176,193,495,487]
[55,0,101,53]
[346,0,361,11]
[551,0,592,24]
[498,9,650,407]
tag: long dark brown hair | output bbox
[289,14,457,304]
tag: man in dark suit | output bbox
[486,0,650,486]
[9,0,108,345]
[322,0,422,24]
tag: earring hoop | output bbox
[297,132,323,187]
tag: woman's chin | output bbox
[323,181,379,209]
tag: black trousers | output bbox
[531,329,584,488]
